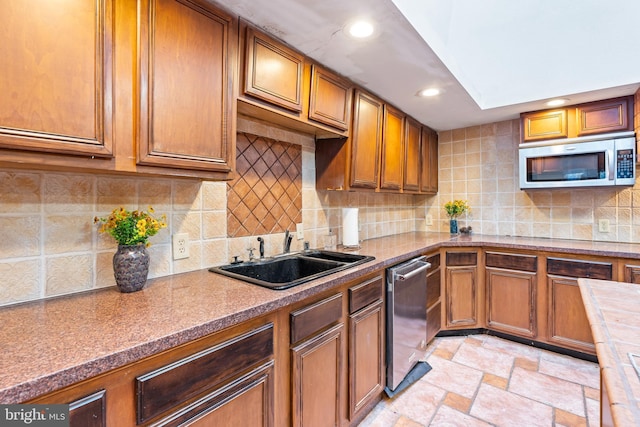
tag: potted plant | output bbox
[94,207,167,292]
[444,200,470,235]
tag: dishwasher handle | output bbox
[394,261,431,281]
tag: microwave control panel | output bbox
[617,149,635,179]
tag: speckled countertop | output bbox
[579,279,640,426]
[3,232,640,404]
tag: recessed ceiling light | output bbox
[546,98,569,107]
[418,88,440,97]
[346,20,374,39]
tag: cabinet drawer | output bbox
[136,323,274,423]
[69,390,106,427]
[547,257,612,280]
[291,293,343,344]
[349,276,383,314]
[486,252,537,272]
[446,252,477,266]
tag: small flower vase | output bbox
[449,219,459,235]
[113,244,150,293]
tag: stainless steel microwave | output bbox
[519,131,636,189]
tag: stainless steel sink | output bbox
[209,250,375,290]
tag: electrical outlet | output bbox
[426,215,433,226]
[296,223,304,240]
[598,219,610,233]
[172,233,190,260]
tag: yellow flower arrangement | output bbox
[94,207,167,246]
[444,199,470,219]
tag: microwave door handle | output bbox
[608,148,614,181]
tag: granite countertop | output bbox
[579,279,640,426]
[3,232,640,403]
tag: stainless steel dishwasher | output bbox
[385,255,431,395]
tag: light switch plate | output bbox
[173,233,190,260]
[296,223,304,240]
[426,215,433,226]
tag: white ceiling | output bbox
[221,0,640,131]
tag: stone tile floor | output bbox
[358,334,600,427]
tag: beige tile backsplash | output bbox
[1,115,639,306]
[418,119,640,243]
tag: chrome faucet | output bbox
[283,230,292,253]
[257,237,265,259]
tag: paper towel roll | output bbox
[342,208,359,247]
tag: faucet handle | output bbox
[247,247,256,260]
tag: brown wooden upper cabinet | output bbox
[521,96,634,143]
[243,26,304,113]
[0,0,114,157]
[420,127,439,194]
[379,105,405,191]
[403,118,421,193]
[521,109,568,142]
[137,0,236,173]
[315,93,438,194]
[308,65,353,131]
[576,97,632,136]
[0,0,238,180]
[350,90,384,190]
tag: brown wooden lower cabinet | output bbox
[546,257,612,355]
[547,275,595,354]
[445,251,479,328]
[349,300,384,420]
[291,323,344,427]
[486,268,536,339]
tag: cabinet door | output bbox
[292,323,344,427]
[403,118,421,192]
[68,390,106,427]
[624,264,640,284]
[244,27,304,112]
[577,97,631,136]
[379,105,405,191]
[349,90,383,190]
[521,109,568,142]
[349,301,384,420]
[486,268,536,338]
[0,0,113,157]
[309,65,352,131]
[445,266,478,328]
[138,0,235,172]
[420,127,438,194]
[547,275,595,354]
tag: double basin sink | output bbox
[209,250,375,290]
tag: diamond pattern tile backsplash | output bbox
[227,133,302,237]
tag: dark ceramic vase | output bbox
[449,219,458,234]
[113,244,150,293]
